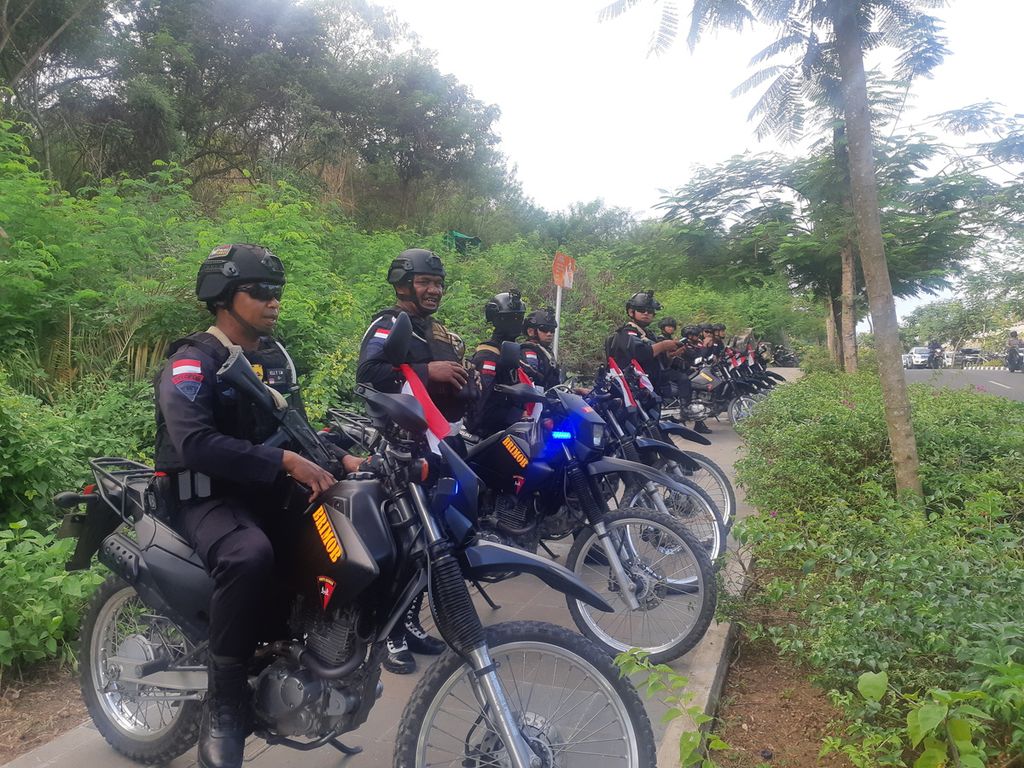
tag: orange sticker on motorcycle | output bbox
[313,506,343,562]
[501,436,528,468]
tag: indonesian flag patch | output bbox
[524,350,538,363]
[171,359,204,401]
[373,327,390,340]
[482,360,497,374]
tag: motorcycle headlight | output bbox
[587,422,605,449]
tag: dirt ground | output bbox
[714,636,852,768]
[0,661,87,766]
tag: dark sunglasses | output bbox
[536,325,556,333]
[237,282,283,302]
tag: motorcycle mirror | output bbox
[383,312,412,366]
[499,340,521,370]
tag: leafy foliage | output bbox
[731,371,1024,765]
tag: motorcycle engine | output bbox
[492,494,539,553]
[253,659,360,737]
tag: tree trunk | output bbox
[833,0,922,497]
[840,243,858,372]
[824,290,842,365]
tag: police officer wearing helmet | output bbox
[467,290,528,437]
[605,290,679,382]
[657,316,678,342]
[356,248,472,673]
[155,244,361,768]
[521,306,562,390]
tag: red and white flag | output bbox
[516,366,544,421]
[399,363,451,453]
[607,358,637,408]
[630,358,655,394]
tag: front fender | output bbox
[586,456,698,497]
[634,437,700,471]
[658,420,711,446]
[461,542,613,612]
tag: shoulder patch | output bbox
[171,358,204,401]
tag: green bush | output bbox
[0,521,103,668]
[733,370,1024,765]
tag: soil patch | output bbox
[715,636,851,768]
[0,661,86,766]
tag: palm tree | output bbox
[604,0,949,496]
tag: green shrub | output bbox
[733,370,1024,765]
[0,521,103,669]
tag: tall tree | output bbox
[604,0,953,496]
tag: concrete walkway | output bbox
[4,371,793,768]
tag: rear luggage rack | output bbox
[90,457,154,522]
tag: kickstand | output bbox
[471,579,501,610]
[328,739,363,756]
[538,540,559,559]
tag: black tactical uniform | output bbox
[357,307,473,423]
[520,341,561,390]
[155,332,300,658]
[606,319,659,382]
[465,291,527,438]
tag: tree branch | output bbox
[9,0,97,87]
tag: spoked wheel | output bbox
[623,477,725,562]
[673,452,736,531]
[80,575,203,764]
[565,510,717,664]
[728,395,758,426]
[394,621,657,768]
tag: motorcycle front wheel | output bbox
[728,395,758,426]
[565,510,717,664]
[394,621,656,768]
[79,574,203,764]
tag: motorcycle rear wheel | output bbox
[79,574,203,764]
[394,621,656,768]
[565,510,717,664]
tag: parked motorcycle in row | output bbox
[55,314,658,768]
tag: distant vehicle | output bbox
[908,347,931,368]
[960,348,985,365]
[902,353,912,369]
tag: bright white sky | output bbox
[379,0,1021,320]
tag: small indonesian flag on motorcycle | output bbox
[607,358,638,408]
[516,366,544,421]
[630,359,655,394]
[399,363,451,454]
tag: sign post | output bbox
[551,251,576,359]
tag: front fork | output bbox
[406,484,537,768]
[563,449,642,612]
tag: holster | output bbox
[144,474,178,523]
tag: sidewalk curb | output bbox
[655,620,739,767]
[963,366,1008,371]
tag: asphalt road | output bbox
[904,367,1024,401]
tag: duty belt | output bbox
[174,470,212,501]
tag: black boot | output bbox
[403,592,446,656]
[694,420,712,435]
[199,656,250,768]
[384,631,416,675]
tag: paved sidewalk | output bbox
[3,376,791,768]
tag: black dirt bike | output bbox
[55,313,657,768]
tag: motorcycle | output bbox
[1007,345,1022,373]
[333,344,718,663]
[55,313,657,768]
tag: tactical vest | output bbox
[154,332,297,471]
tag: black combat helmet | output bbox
[658,316,678,331]
[387,248,446,285]
[524,307,558,333]
[485,290,526,338]
[196,244,285,310]
[681,325,700,338]
[626,290,661,312]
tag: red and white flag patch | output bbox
[373,328,390,340]
[171,359,204,401]
[481,360,497,373]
